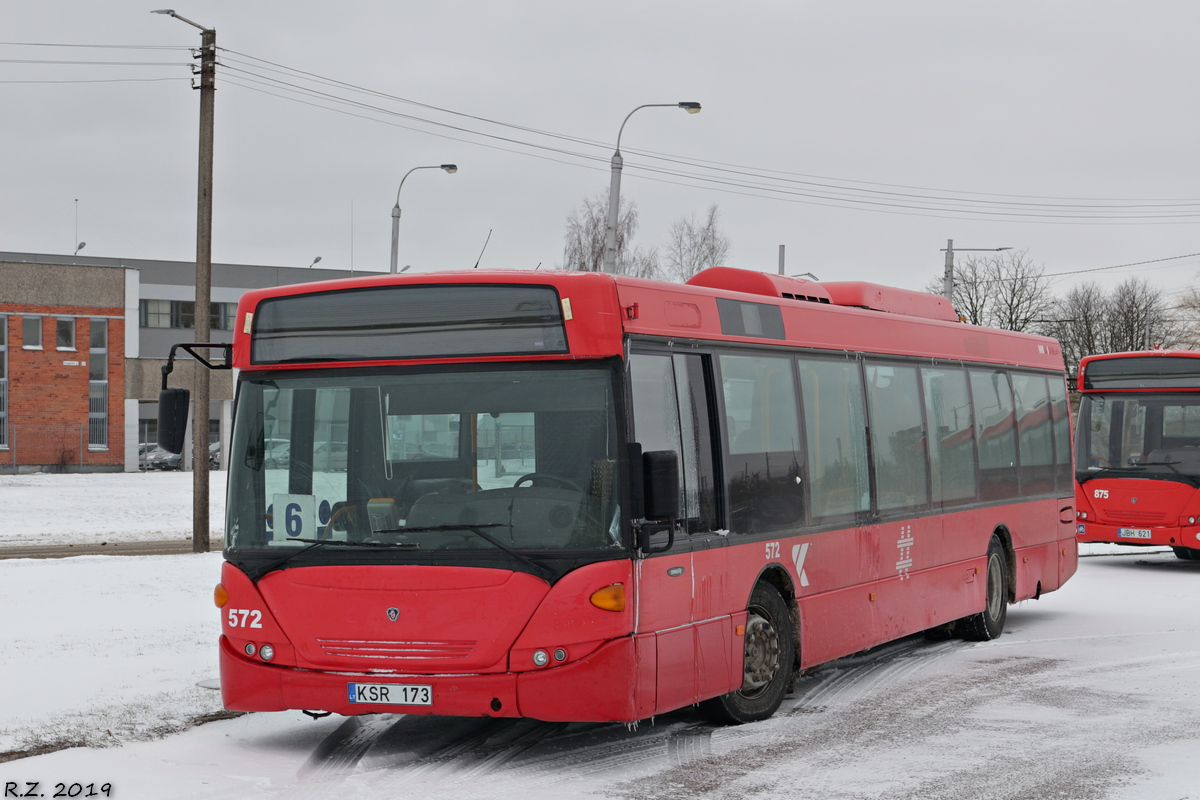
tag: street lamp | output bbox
[601,102,701,274]
[307,256,322,268]
[941,239,1012,299]
[152,7,216,554]
[389,164,457,273]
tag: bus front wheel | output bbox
[957,536,1009,641]
[1172,546,1200,561]
[700,582,795,725]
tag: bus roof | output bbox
[231,267,1065,372]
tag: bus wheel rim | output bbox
[986,552,1004,622]
[741,606,781,696]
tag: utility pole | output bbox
[940,240,1012,301]
[193,23,215,554]
[942,239,954,300]
[155,9,215,553]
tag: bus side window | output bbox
[798,356,869,520]
[921,365,977,505]
[718,353,804,534]
[969,369,1019,500]
[630,353,717,532]
[1011,372,1055,496]
[865,361,929,511]
[1048,377,1072,494]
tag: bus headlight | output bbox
[244,643,256,656]
[532,650,549,667]
[260,644,275,662]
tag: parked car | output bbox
[137,442,155,471]
[263,438,290,470]
[313,440,348,472]
[145,445,182,471]
[209,441,221,469]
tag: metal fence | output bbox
[3,423,93,470]
[88,380,108,448]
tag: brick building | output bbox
[1,252,355,473]
[1,263,128,472]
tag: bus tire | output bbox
[1172,546,1199,561]
[699,581,795,725]
[957,536,1009,641]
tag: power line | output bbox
[12,39,1200,224]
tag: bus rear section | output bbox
[1075,351,1200,560]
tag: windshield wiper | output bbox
[383,523,553,580]
[1077,465,1145,483]
[1139,460,1200,488]
[245,537,418,581]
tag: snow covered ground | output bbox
[0,471,226,546]
[2,472,1200,799]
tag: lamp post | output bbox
[941,239,1012,299]
[601,102,701,274]
[153,8,215,554]
[389,164,457,273]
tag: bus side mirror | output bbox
[643,450,680,521]
[158,387,190,454]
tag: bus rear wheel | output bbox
[699,582,795,725]
[957,536,1009,641]
[1172,546,1200,561]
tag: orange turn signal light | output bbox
[214,583,229,608]
[590,584,626,612]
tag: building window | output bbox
[57,317,76,350]
[22,316,42,349]
[89,319,108,449]
[140,299,171,328]
[139,300,235,330]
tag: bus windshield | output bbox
[224,364,624,572]
[1076,393,1200,483]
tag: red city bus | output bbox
[1075,350,1200,560]
[160,266,1077,724]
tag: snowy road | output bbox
[3,549,1200,800]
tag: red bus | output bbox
[160,266,1077,724]
[1075,350,1200,560]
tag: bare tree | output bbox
[1041,281,1108,378]
[662,203,731,282]
[1104,277,1188,353]
[988,251,1054,332]
[933,250,1054,331]
[562,190,659,276]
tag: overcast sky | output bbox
[4,1,1200,304]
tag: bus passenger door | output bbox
[630,351,727,712]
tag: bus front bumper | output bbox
[219,633,654,722]
[1076,521,1200,549]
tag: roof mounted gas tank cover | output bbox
[819,281,960,322]
[686,266,959,322]
[686,266,832,304]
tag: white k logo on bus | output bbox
[791,543,810,587]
